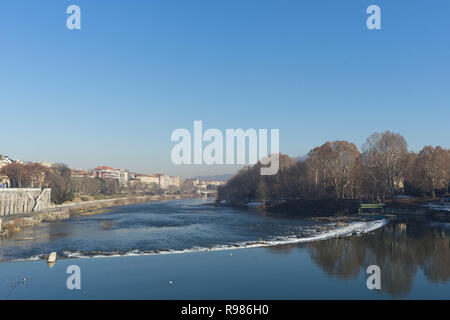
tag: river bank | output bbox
[0,193,199,238]
[216,197,450,222]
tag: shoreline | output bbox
[216,197,450,222]
[0,193,200,238]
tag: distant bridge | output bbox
[199,190,217,197]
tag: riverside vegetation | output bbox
[217,131,450,217]
[0,162,193,205]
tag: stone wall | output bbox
[0,188,51,216]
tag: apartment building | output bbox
[135,174,159,186]
[93,166,120,180]
[71,169,92,179]
[93,166,130,186]
[157,174,183,189]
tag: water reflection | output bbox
[308,237,366,280]
[266,244,296,255]
[305,220,450,296]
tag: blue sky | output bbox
[0,1,449,177]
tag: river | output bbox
[0,198,448,299]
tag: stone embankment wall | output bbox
[0,188,51,216]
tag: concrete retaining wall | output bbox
[0,188,51,216]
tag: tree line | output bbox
[217,131,450,204]
[0,162,120,204]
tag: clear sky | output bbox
[0,1,449,177]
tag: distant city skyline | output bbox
[1,1,449,177]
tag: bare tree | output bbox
[307,141,360,199]
[362,131,408,201]
[307,143,333,191]
[412,146,449,198]
[1,162,48,188]
[256,180,269,207]
[1,163,26,188]
[25,163,48,188]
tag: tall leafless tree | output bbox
[362,131,408,201]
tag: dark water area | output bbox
[305,220,450,297]
[0,198,449,299]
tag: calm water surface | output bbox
[0,198,448,299]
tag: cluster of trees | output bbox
[0,162,121,204]
[127,181,166,195]
[70,176,120,196]
[0,162,74,204]
[0,161,184,204]
[217,131,450,204]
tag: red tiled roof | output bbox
[71,169,89,174]
[94,166,115,170]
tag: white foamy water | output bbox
[425,203,450,212]
[57,219,388,260]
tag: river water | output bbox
[0,198,449,299]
